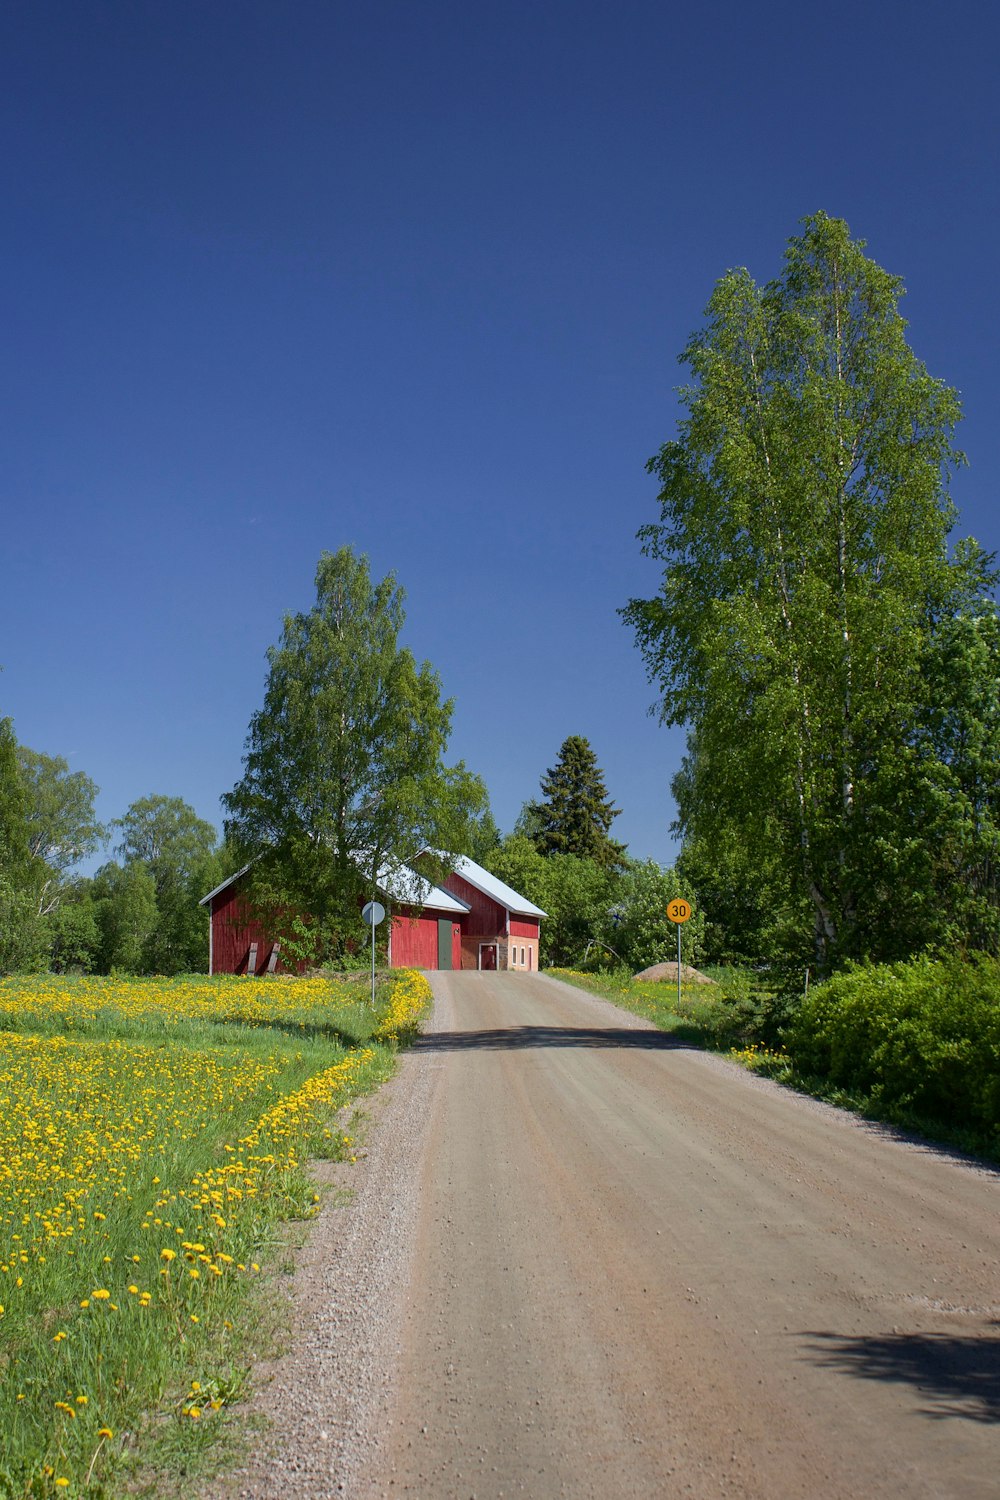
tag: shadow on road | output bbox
[800,1328,1000,1423]
[412,1025,693,1052]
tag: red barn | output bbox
[199,863,471,974]
[199,854,544,974]
[430,854,546,971]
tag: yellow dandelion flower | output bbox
[98,1426,113,1439]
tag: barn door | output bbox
[437,918,453,970]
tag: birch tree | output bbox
[624,214,991,967]
[224,547,487,963]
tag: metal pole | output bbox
[677,920,682,1014]
[371,916,376,1008]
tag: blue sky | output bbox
[3,0,999,870]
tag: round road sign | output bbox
[667,898,692,924]
[361,900,386,927]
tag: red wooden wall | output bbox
[209,878,466,973]
[509,916,540,940]
[390,910,461,968]
[210,884,285,975]
[441,872,506,936]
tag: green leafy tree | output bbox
[0,717,48,972]
[623,212,993,968]
[600,859,705,973]
[92,862,159,973]
[526,736,625,868]
[463,806,502,864]
[47,880,101,973]
[484,835,615,966]
[19,748,105,877]
[114,795,220,973]
[18,747,105,919]
[223,548,487,964]
[905,609,1000,953]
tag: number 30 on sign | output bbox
[667,899,692,924]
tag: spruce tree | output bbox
[527,736,625,867]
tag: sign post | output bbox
[361,900,386,1007]
[666,898,693,1013]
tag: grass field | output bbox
[0,969,430,1499]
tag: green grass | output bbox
[0,971,429,1499]
[550,966,789,1048]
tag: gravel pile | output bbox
[205,985,451,1500]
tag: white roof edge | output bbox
[200,858,473,916]
[199,863,251,907]
[377,865,471,914]
[421,849,547,919]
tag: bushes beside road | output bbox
[785,955,1000,1144]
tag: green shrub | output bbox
[784,955,1000,1138]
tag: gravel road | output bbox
[215,971,1000,1500]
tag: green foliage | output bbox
[18,746,105,879]
[92,862,160,973]
[596,858,704,972]
[484,835,616,966]
[462,806,502,863]
[224,548,487,963]
[526,735,625,868]
[0,718,49,973]
[0,876,49,975]
[113,795,221,974]
[623,212,995,969]
[45,880,101,973]
[0,717,33,878]
[784,955,1000,1141]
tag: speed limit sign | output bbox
[667,898,692,924]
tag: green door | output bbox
[437,918,453,970]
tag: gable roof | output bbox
[445,853,547,919]
[376,861,470,915]
[199,864,251,907]
[198,858,470,916]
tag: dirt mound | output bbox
[633,961,716,984]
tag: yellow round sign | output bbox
[667,898,692,924]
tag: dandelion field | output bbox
[0,969,431,1498]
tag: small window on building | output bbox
[521,947,526,966]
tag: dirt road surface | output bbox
[357,971,1000,1500]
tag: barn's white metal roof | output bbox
[375,862,470,914]
[449,854,547,918]
[199,857,470,916]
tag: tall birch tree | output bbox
[624,213,991,967]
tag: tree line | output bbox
[0,727,225,974]
[5,215,992,981]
